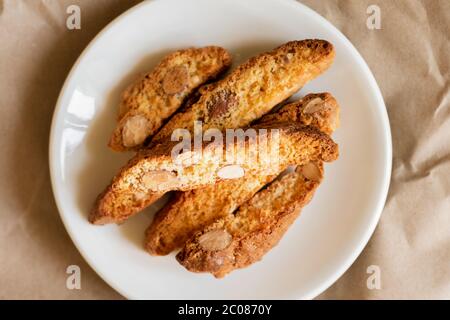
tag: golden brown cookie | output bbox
[176,162,323,278]
[109,46,232,151]
[90,122,338,224]
[151,40,335,144]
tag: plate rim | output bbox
[49,0,392,300]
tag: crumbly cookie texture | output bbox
[145,93,339,255]
[151,39,335,144]
[89,122,338,224]
[176,162,323,278]
[108,46,232,152]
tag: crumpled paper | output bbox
[0,0,448,299]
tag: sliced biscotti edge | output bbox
[89,187,163,225]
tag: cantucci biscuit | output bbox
[151,40,335,144]
[90,122,338,224]
[176,162,323,278]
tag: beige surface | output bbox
[0,0,448,299]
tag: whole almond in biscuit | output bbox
[162,65,189,95]
[300,162,321,181]
[122,115,152,147]
[198,229,232,251]
[217,165,245,179]
[302,97,327,114]
[207,90,238,119]
[142,170,178,190]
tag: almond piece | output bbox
[328,104,340,131]
[198,229,232,251]
[302,97,327,114]
[122,115,151,147]
[300,162,321,182]
[134,191,147,202]
[142,170,178,191]
[162,65,189,95]
[302,97,340,133]
[207,90,238,119]
[217,165,245,179]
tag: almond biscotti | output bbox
[91,40,335,224]
[89,122,338,224]
[145,93,339,255]
[150,40,335,144]
[176,162,323,278]
[109,46,232,151]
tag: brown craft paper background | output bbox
[0,0,448,299]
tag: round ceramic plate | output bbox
[49,0,391,299]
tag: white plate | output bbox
[49,0,391,299]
